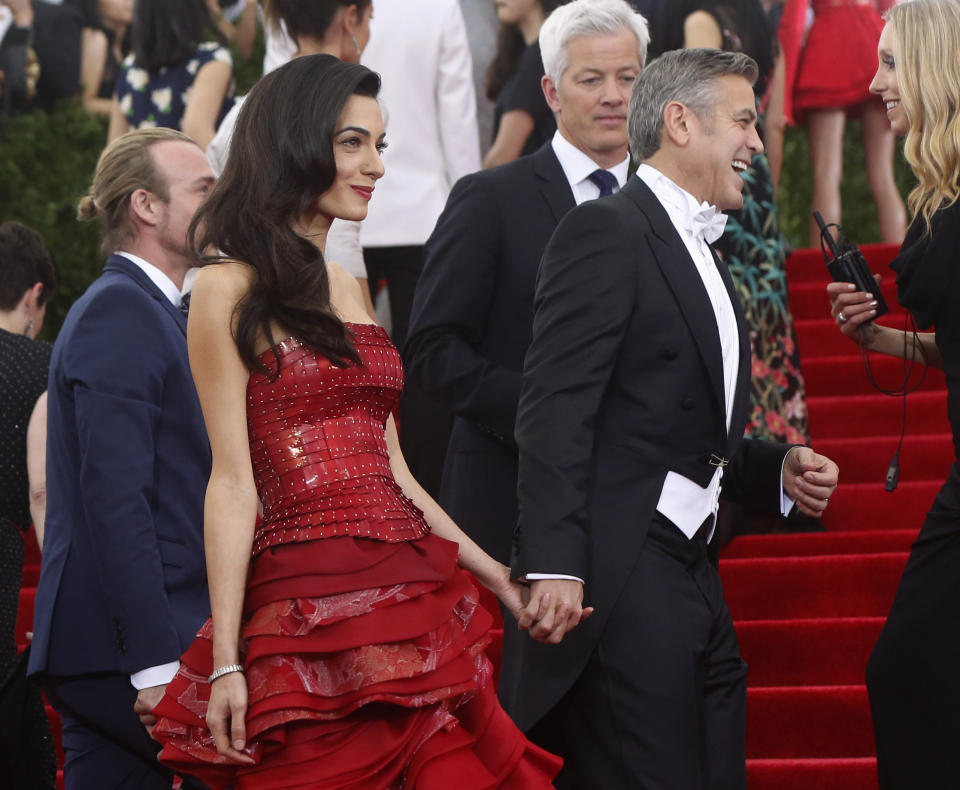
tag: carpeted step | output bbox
[794,317,917,362]
[746,757,877,790]
[786,243,900,284]
[807,390,948,440]
[789,278,902,323]
[746,685,874,759]
[802,354,945,397]
[737,618,884,687]
[720,552,907,620]
[821,480,940,533]
[812,434,953,485]
[723,529,918,559]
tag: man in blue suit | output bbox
[29,128,214,790]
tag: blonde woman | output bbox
[827,0,960,785]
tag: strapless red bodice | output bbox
[247,324,429,555]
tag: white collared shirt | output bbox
[551,130,630,205]
[115,251,183,308]
[636,164,792,539]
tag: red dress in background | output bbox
[788,0,885,113]
[151,323,560,789]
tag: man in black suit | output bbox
[505,48,840,789]
[405,0,650,565]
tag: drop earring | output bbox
[350,34,361,59]
[25,318,34,337]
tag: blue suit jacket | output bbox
[29,256,211,678]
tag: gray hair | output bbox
[628,48,758,161]
[539,0,650,86]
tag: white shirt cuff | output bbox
[780,453,796,516]
[524,573,585,583]
[130,660,180,690]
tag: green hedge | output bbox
[1,95,912,341]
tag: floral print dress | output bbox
[115,41,234,134]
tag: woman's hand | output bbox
[206,671,256,764]
[827,275,882,346]
[476,562,526,621]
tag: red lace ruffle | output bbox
[152,534,560,789]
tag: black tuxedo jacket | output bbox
[501,175,791,730]
[30,256,211,679]
[406,143,576,564]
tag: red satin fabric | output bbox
[152,325,560,788]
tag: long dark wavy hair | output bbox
[486,0,565,102]
[189,54,380,377]
[132,0,225,72]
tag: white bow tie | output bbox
[688,203,728,244]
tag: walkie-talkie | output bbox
[813,210,888,321]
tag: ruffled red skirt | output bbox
[152,534,560,789]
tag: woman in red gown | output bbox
[149,54,564,789]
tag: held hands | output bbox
[517,579,593,645]
[206,671,256,765]
[827,276,882,345]
[783,446,839,518]
[133,684,167,737]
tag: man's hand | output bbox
[517,579,593,645]
[782,446,839,518]
[133,684,166,737]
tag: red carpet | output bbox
[723,241,944,789]
[16,243,935,789]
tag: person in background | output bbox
[67,0,132,117]
[146,54,561,789]
[406,0,648,567]
[108,0,233,150]
[786,0,904,247]
[827,1,960,785]
[0,0,83,113]
[482,0,564,168]
[207,0,376,316]
[360,0,480,498]
[28,128,214,790]
[0,220,57,790]
[206,0,258,62]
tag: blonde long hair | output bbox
[886,0,960,232]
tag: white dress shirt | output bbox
[114,251,183,689]
[636,165,794,540]
[551,130,630,205]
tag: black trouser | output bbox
[43,672,207,790]
[531,514,748,790]
[365,245,451,498]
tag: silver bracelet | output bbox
[208,663,244,684]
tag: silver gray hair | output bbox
[628,48,759,161]
[539,0,650,86]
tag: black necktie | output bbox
[587,168,618,198]
[179,291,191,318]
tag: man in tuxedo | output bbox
[405,0,650,564]
[29,128,213,790]
[505,48,840,789]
